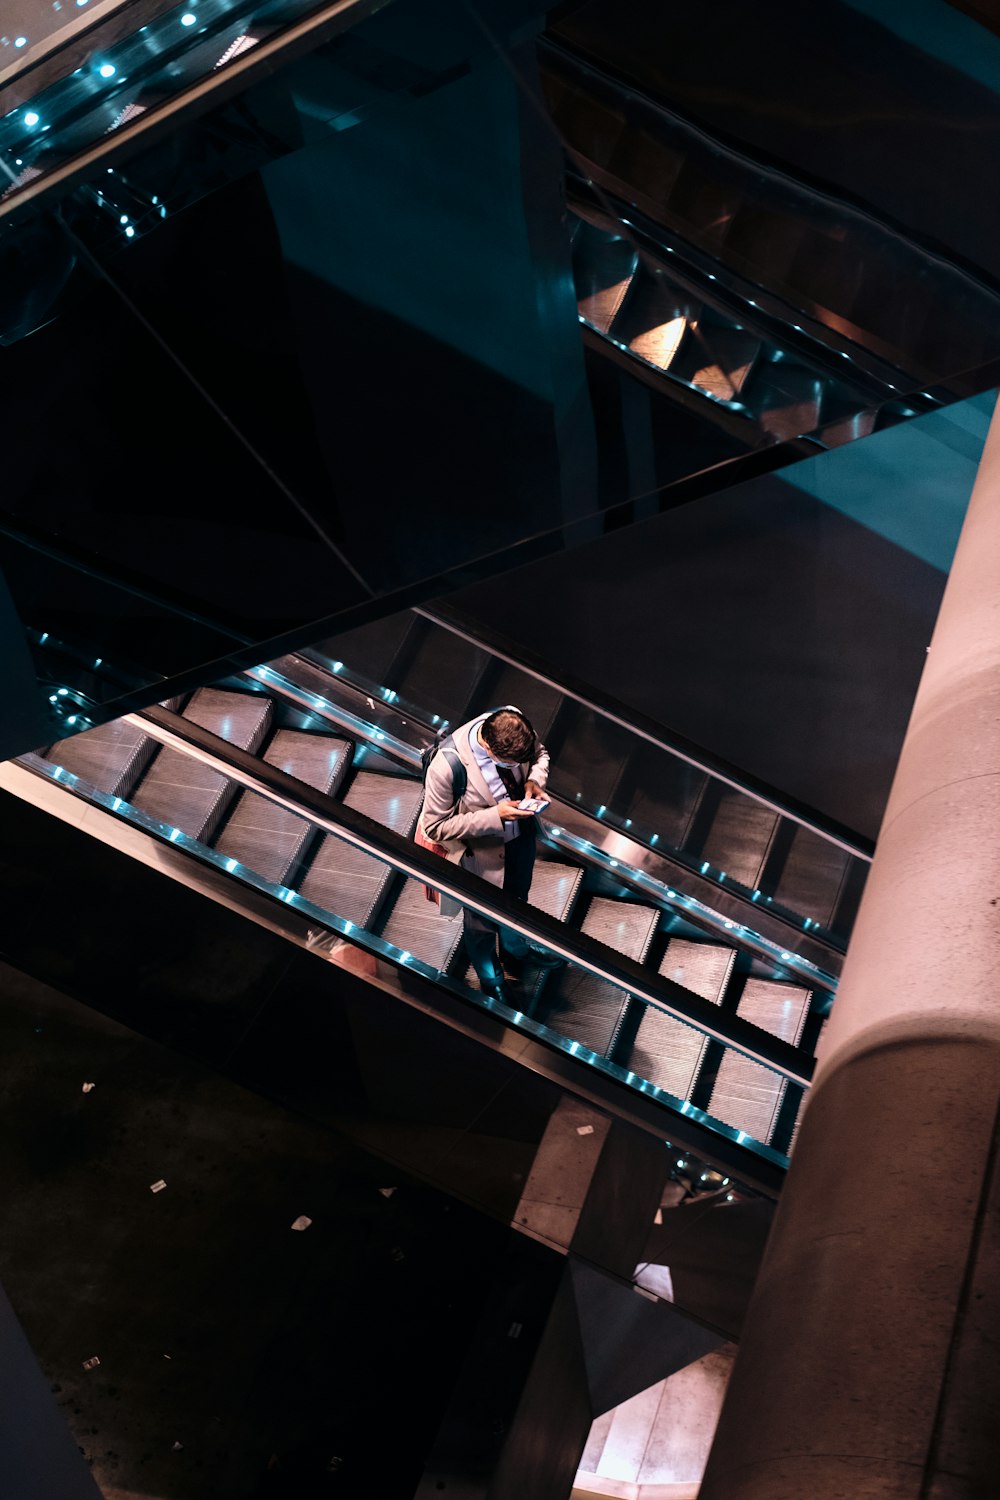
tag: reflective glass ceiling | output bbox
[785,389,993,572]
[0,0,378,208]
[2,0,1000,774]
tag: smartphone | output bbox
[518,796,550,814]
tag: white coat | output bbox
[419,711,550,890]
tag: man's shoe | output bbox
[522,945,565,971]
[502,944,564,972]
[480,976,511,1005]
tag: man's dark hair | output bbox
[481,709,535,762]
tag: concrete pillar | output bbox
[699,396,1000,1500]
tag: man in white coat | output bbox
[420,706,562,1003]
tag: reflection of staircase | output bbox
[543,35,1000,391]
[319,607,868,949]
[571,206,879,447]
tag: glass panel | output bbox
[545,35,1000,388]
[0,526,249,753]
[2,0,993,783]
[315,607,866,965]
[0,0,353,198]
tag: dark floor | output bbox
[0,780,779,1499]
[0,960,538,1500]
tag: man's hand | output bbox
[524,780,544,801]
[498,799,536,821]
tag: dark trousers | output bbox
[463,825,536,985]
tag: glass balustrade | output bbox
[18,684,813,1175]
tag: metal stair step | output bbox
[526,859,585,923]
[41,695,185,797]
[314,612,415,689]
[698,789,779,890]
[389,625,491,727]
[622,740,708,852]
[629,938,735,1101]
[43,718,157,799]
[298,771,423,929]
[541,896,659,1057]
[771,824,851,928]
[573,216,639,334]
[550,706,634,809]
[788,1018,825,1158]
[467,665,563,740]
[214,730,352,886]
[611,266,699,372]
[744,361,824,441]
[130,688,272,843]
[707,978,811,1147]
[671,323,761,401]
[379,876,465,973]
[462,859,584,990]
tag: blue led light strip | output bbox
[16,749,792,1170]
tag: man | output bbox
[420,705,562,1003]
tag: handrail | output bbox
[248,655,842,988]
[6,412,935,757]
[415,602,876,862]
[129,704,814,1088]
[0,0,388,226]
[0,0,173,101]
[0,515,254,644]
[0,423,913,762]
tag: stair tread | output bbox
[528,861,584,924]
[215,731,352,885]
[131,689,272,842]
[298,772,423,927]
[698,789,778,890]
[343,771,423,833]
[314,612,414,689]
[706,979,810,1146]
[658,938,735,1002]
[582,896,660,960]
[629,938,734,1101]
[461,859,584,996]
[573,217,639,334]
[44,718,154,798]
[381,878,464,972]
[539,897,660,1057]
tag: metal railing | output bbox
[124,703,814,1088]
[415,603,874,864]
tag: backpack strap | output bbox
[439,741,467,803]
[417,738,468,904]
[421,734,468,804]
